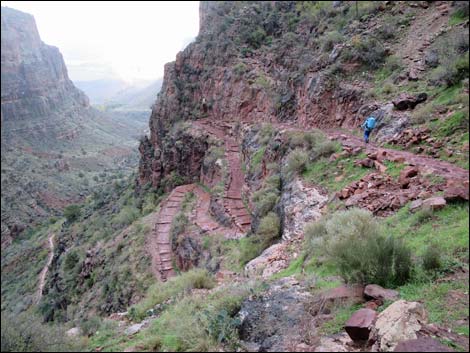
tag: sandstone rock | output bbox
[125,323,144,336]
[374,160,388,173]
[66,327,81,338]
[393,337,456,352]
[371,300,428,351]
[392,93,428,110]
[314,332,356,352]
[422,197,446,211]
[399,166,419,188]
[364,284,399,301]
[344,308,377,342]
[244,243,288,278]
[322,284,365,304]
[356,158,375,168]
[409,199,423,212]
[281,177,327,240]
[444,179,469,202]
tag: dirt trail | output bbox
[36,232,55,304]
[327,130,469,182]
[193,186,241,239]
[150,184,196,281]
[194,119,252,233]
[394,1,451,80]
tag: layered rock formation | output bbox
[138,2,367,189]
[1,6,90,144]
[1,7,145,242]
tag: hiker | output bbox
[361,115,376,143]
[202,97,208,113]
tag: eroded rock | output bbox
[371,300,428,352]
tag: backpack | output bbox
[366,116,376,130]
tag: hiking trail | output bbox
[36,232,55,304]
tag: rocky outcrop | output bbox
[238,277,315,352]
[371,300,428,352]
[1,7,90,142]
[281,177,328,241]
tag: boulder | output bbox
[364,284,399,301]
[371,300,428,351]
[392,93,428,110]
[422,197,446,211]
[344,308,377,341]
[409,199,423,212]
[66,327,81,338]
[356,158,375,168]
[399,167,419,188]
[244,243,288,278]
[125,323,144,336]
[322,284,365,304]
[444,179,469,202]
[393,337,456,352]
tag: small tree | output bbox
[64,204,81,223]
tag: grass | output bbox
[302,153,370,192]
[319,303,363,335]
[383,160,406,180]
[129,269,216,321]
[385,203,469,262]
[98,282,258,352]
[400,280,469,332]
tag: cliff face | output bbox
[139,1,366,188]
[1,6,90,143]
[0,7,145,242]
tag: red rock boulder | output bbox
[344,308,377,341]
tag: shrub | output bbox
[112,205,139,227]
[343,36,386,69]
[320,31,344,52]
[64,204,81,223]
[252,191,279,218]
[306,209,412,287]
[1,312,81,352]
[80,316,102,337]
[311,140,340,160]
[422,245,442,272]
[233,62,247,77]
[257,212,281,245]
[430,31,469,86]
[285,149,309,175]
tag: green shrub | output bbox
[80,316,102,337]
[253,191,279,218]
[306,209,412,287]
[112,205,139,227]
[1,312,81,352]
[343,36,386,69]
[64,204,81,223]
[311,140,340,160]
[257,212,281,245]
[422,245,442,272]
[285,149,309,175]
[320,31,344,52]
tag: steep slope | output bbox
[0,7,148,242]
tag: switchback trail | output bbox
[194,119,252,233]
[36,232,55,304]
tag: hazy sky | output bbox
[2,1,200,82]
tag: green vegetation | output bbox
[129,269,216,321]
[304,209,412,287]
[303,152,369,192]
[1,311,83,352]
[64,204,81,223]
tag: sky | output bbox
[2,1,200,83]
